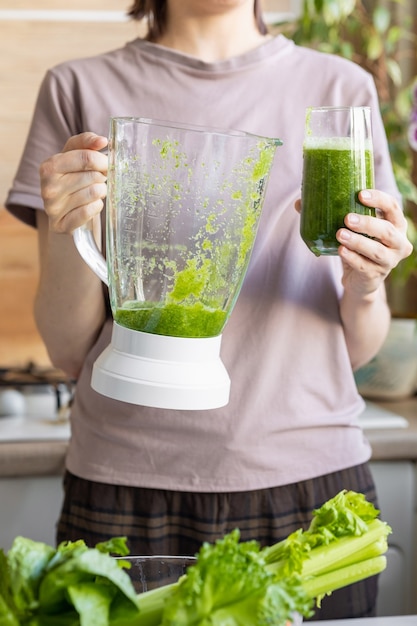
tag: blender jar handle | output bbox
[73,222,109,286]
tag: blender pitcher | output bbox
[73,117,281,410]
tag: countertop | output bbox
[0,396,416,478]
[309,616,417,625]
[360,397,417,461]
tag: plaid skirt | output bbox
[56,462,379,621]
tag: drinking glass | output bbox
[300,106,375,256]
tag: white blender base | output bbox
[91,322,231,410]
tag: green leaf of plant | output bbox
[0,594,19,626]
[321,0,355,25]
[339,41,354,59]
[94,538,130,558]
[366,32,383,60]
[395,85,413,117]
[0,551,18,623]
[395,168,417,204]
[313,0,324,16]
[386,24,403,46]
[38,549,138,615]
[6,537,55,614]
[66,582,115,626]
[373,6,391,34]
[387,58,403,87]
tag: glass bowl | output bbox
[121,555,303,625]
[121,555,197,593]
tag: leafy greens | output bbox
[0,536,139,626]
[0,490,391,626]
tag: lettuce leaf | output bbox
[0,537,139,626]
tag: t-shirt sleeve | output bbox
[5,68,79,226]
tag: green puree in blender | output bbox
[301,140,375,255]
[115,302,227,338]
[114,138,277,338]
[115,255,229,338]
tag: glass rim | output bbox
[306,105,371,113]
[116,555,197,561]
[110,116,283,145]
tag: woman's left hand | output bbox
[335,189,413,297]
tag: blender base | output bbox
[91,322,231,410]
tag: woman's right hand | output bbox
[40,132,108,233]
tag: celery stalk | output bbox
[302,537,388,577]
[126,493,391,626]
[135,583,177,625]
[114,583,178,626]
[301,555,387,599]
[298,520,390,577]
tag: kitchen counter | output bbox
[363,396,417,460]
[0,440,67,477]
[0,396,416,478]
[309,616,417,625]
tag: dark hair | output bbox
[127,0,267,41]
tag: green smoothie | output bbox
[115,301,227,338]
[300,137,375,256]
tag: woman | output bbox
[5,0,412,619]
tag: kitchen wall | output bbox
[0,2,142,366]
[0,0,299,368]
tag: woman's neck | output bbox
[155,3,270,62]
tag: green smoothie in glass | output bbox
[300,106,375,256]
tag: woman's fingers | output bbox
[335,189,413,295]
[357,189,408,232]
[39,133,109,233]
[338,189,412,261]
[61,131,108,157]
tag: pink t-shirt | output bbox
[6,35,398,492]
